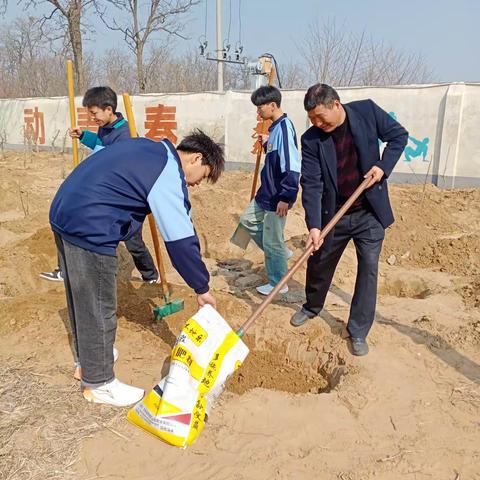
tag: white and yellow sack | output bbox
[127,304,249,447]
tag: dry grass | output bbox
[0,358,125,480]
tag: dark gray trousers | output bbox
[303,208,384,339]
[55,232,117,387]
[124,227,158,281]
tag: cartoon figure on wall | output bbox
[404,136,429,162]
[379,112,429,162]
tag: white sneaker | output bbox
[256,283,288,295]
[73,347,119,381]
[83,378,144,407]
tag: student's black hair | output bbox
[250,85,282,107]
[177,129,225,183]
[303,83,340,111]
[82,86,118,112]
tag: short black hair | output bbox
[251,85,282,107]
[177,129,225,183]
[82,86,118,112]
[303,83,340,111]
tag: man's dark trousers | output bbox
[303,207,384,339]
[124,226,158,281]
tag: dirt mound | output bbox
[456,276,480,309]
[228,337,347,395]
[21,226,57,256]
[0,227,57,298]
[378,273,432,299]
[0,178,25,220]
[1,150,480,479]
[384,185,480,276]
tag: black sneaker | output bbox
[350,337,369,356]
[39,268,64,282]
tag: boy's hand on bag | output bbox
[197,292,217,309]
[306,228,324,252]
[68,127,83,138]
[276,201,289,217]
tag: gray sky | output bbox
[3,0,479,83]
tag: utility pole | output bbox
[201,0,244,84]
[216,0,224,92]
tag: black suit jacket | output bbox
[300,99,408,249]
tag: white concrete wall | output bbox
[1,83,479,187]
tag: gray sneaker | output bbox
[350,337,369,356]
[290,309,316,327]
[39,268,64,282]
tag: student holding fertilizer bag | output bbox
[49,130,224,407]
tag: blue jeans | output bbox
[237,200,287,286]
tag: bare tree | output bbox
[0,16,68,97]
[144,47,250,93]
[278,60,308,89]
[98,47,138,94]
[98,0,199,93]
[14,0,94,92]
[297,18,434,87]
[358,40,432,85]
[141,47,212,92]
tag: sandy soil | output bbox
[0,150,479,480]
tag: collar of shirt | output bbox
[102,112,125,131]
[268,113,287,132]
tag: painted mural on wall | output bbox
[379,112,430,163]
[144,103,177,143]
[23,107,45,145]
[15,103,178,146]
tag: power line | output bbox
[204,0,208,39]
[238,0,242,44]
[227,0,232,44]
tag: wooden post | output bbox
[66,60,79,168]
[122,92,171,298]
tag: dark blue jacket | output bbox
[300,99,408,249]
[80,112,130,150]
[50,138,209,294]
[255,114,300,211]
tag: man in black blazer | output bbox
[291,84,408,356]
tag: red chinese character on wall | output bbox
[251,114,272,155]
[144,104,177,143]
[76,107,98,132]
[23,107,46,145]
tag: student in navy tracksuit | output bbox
[290,84,408,356]
[40,87,159,284]
[49,130,224,406]
[232,86,300,296]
